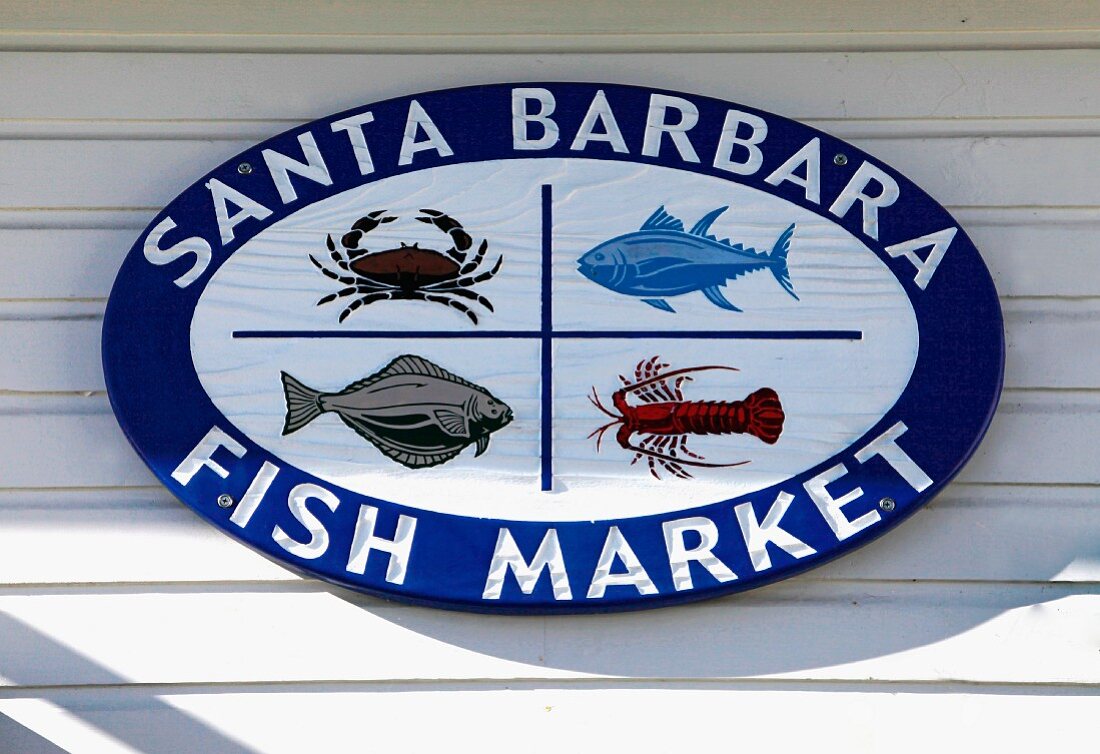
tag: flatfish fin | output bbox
[339,354,479,394]
[338,414,464,469]
[639,206,685,233]
[475,434,491,457]
[434,408,470,438]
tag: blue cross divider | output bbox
[234,184,862,492]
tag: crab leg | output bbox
[338,291,397,323]
[310,255,358,286]
[459,240,489,275]
[450,256,503,288]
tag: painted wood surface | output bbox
[0,2,1097,750]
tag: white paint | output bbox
[804,463,879,540]
[329,111,377,175]
[398,100,453,165]
[261,131,333,204]
[205,177,273,245]
[190,158,919,521]
[1,7,1096,750]
[586,526,658,598]
[141,216,212,288]
[230,460,280,528]
[828,162,901,240]
[764,138,821,204]
[734,492,817,571]
[641,94,700,162]
[483,528,572,600]
[855,421,933,492]
[885,226,959,290]
[170,425,245,486]
[512,87,560,150]
[570,89,628,153]
[662,516,737,590]
[345,504,417,584]
[713,109,768,175]
[271,483,341,559]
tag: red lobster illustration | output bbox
[588,356,785,479]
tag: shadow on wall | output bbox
[334,495,1087,680]
[0,613,260,754]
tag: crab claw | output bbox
[341,210,397,249]
[417,208,472,252]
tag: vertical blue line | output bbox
[540,184,553,492]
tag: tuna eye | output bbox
[594,253,605,261]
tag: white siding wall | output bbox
[0,2,1097,751]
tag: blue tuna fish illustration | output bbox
[576,206,798,313]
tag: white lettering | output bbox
[855,421,933,492]
[398,100,453,166]
[142,216,212,288]
[346,504,418,584]
[483,528,572,600]
[512,87,559,150]
[571,89,628,153]
[662,516,737,591]
[587,526,658,598]
[272,483,340,560]
[641,94,700,163]
[884,227,958,290]
[205,178,272,245]
[713,109,768,175]
[828,162,900,240]
[330,112,377,176]
[764,138,821,203]
[230,460,279,529]
[171,425,245,486]
[805,463,879,541]
[734,493,816,572]
[262,132,333,204]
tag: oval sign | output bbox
[103,83,1004,613]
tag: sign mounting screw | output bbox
[833,153,848,166]
[217,494,235,509]
[237,162,253,175]
[879,497,896,512]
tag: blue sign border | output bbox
[102,83,1004,613]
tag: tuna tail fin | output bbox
[740,387,785,445]
[281,371,325,435]
[769,223,799,301]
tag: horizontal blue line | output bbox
[233,329,862,340]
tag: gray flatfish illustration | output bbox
[281,355,513,469]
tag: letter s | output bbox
[143,216,212,288]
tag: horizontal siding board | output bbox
[7,1,1099,39]
[2,51,1099,121]
[2,136,1098,209]
[1,686,1098,754]
[1,300,1091,393]
[0,582,1095,686]
[0,485,1095,585]
[3,209,1097,300]
[0,389,1092,485]
[0,24,1097,723]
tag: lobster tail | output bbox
[741,387,784,444]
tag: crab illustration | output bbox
[309,209,502,324]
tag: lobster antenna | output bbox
[588,388,618,418]
[620,365,740,397]
[587,420,619,452]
